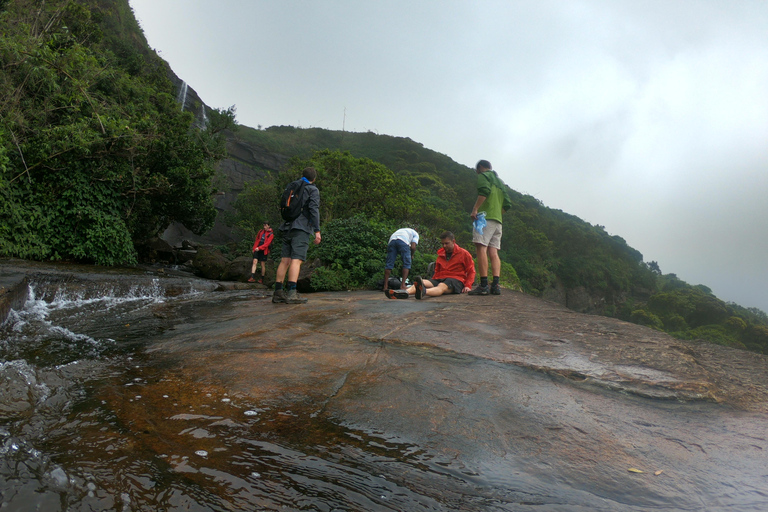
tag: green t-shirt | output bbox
[476,170,512,223]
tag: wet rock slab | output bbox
[138,290,768,510]
[3,262,768,510]
[0,270,28,324]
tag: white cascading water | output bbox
[177,80,188,111]
[2,281,167,357]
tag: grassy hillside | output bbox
[228,125,768,354]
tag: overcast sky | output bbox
[130,0,768,312]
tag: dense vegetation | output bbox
[229,125,768,354]
[0,0,233,265]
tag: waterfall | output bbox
[177,81,188,111]
[200,104,208,129]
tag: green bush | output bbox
[499,260,523,291]
[686,325,746,350]
[307,215,394,289]
[310,265,351,291]
[630,309,664,330]
[662,314,688,332]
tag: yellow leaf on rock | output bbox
[627,468,644,473]
[655,470,664,476]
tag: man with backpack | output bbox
[272,167,321,304]
[248,222,274,283]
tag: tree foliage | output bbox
[0,0,231,265]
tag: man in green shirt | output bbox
[469,160,512,296]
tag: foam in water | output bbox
[0,279,177,365]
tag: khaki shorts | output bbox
[472,219,502,249]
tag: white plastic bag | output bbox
[473,211,487,235]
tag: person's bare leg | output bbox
[275,257,291,284]
[287,259,303,283]
[383,269,391,291]
[489,247,501,278]
[426,282,450,297]
[475,243,489,279]
[406,279,435,295]
[401,268,410,289]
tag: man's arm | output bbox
[472,172,492,220]
[462,251,476,292]
[470,196,487,220]
[307,187,321,244]
[502,190,513,213]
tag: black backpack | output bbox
[279,179,307,222]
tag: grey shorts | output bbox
[472,219,502,249]
[426,277,464,294]
[281,229,311,261]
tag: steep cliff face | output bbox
[162,75,289,246]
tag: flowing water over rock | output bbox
[1,265,768,511]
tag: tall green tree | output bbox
[0,0,231,264]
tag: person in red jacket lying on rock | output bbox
[248,222,274,283]
[385,231,476,299]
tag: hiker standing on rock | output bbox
[385,231,475,299]
[469,159,512,296]
[382,228,419,291]
[248,222,274,283]
[272,167,321,304]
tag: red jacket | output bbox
[433,242,476,289]
[252,228,274,254]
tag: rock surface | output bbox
[139,289,768,510]
[3,260,768,509]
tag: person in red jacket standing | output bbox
[248,222,274,283]
[385,231,475,299]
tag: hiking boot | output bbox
[258,277,264,284]
[385,289,409,299]
[414,276,425,300]
[285,288,308,304]
[490,284,501,295]
[272,289,287,303]
[468,284,490,296]
[247,277,256,283]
